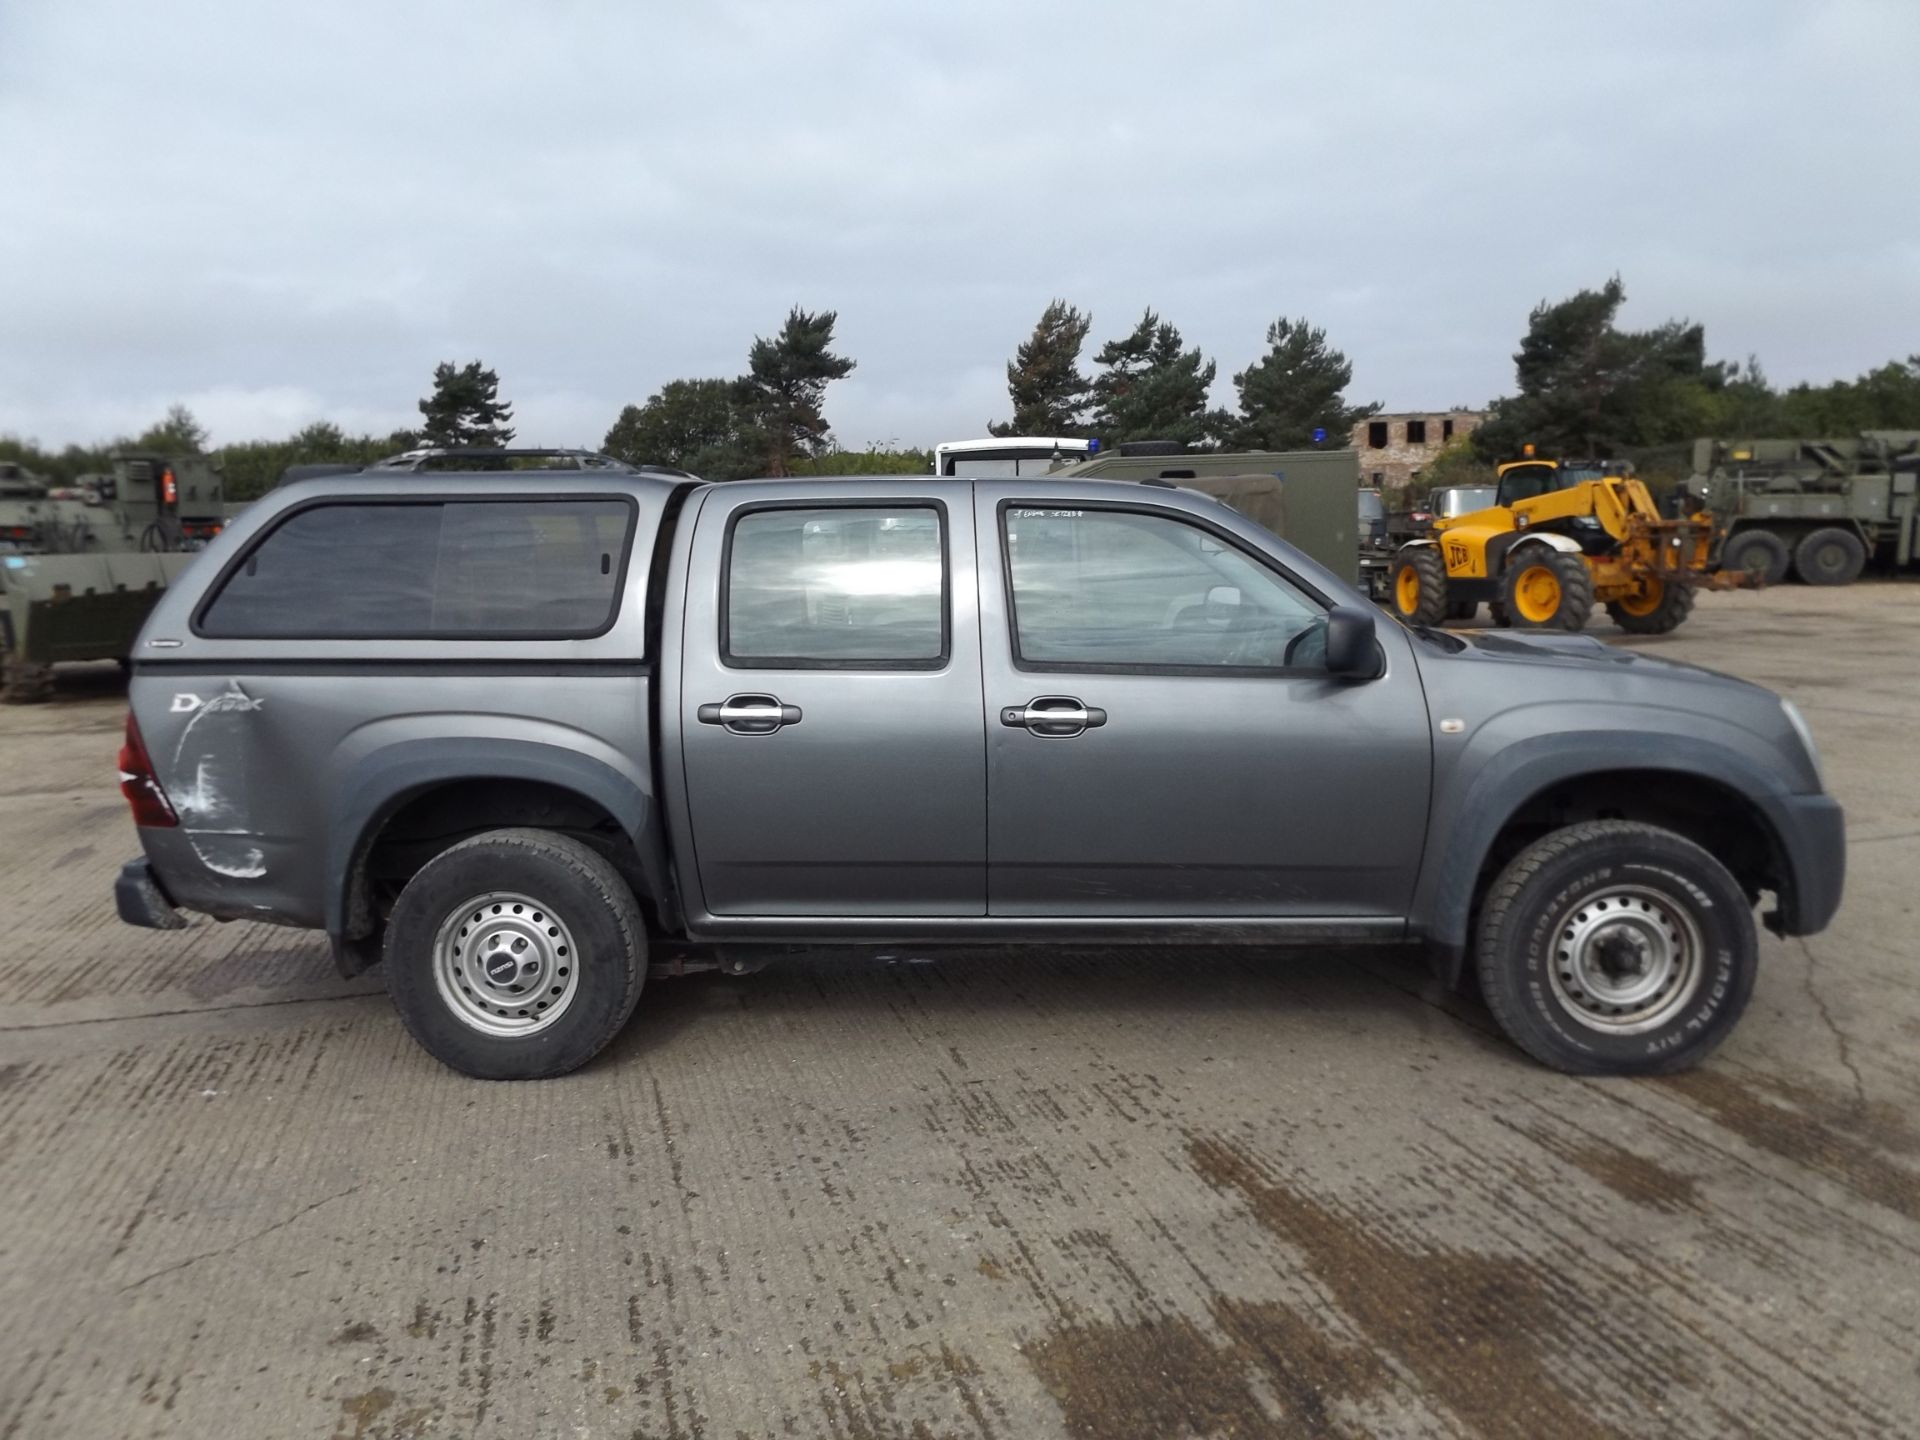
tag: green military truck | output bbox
[0,453,238,702]
[1696,433,1920,585]
[1042,443,1362,582]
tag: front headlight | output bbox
[1781,699,1825,790]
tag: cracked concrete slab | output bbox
[1,583,1916,1439]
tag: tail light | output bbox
[118,712,178,828]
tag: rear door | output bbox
[675,482,986,916]
[975,484,1431,920]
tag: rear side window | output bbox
[198,499,633,639]
[724,505,946,667]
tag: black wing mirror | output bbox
[1325,605,1383,679]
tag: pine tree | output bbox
[1474,277,1722,458]
[739,308,856,476]
[991,300,1092,436]
[417,361,515,449]
[1089,309,1227,447]
[1231,318,1378,451]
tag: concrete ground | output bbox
[2,583,1916,1440]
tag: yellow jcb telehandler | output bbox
[1389,454,1751,634]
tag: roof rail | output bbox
[365,447,639,473]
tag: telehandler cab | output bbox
[1389,452,1749,634]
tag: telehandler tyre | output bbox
[1501,551,1594,631]
[1606,577,1696,635]
[1391,548,1449,627]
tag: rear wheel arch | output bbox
[327,740,674,974]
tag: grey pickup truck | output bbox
[114,453,1844,1080]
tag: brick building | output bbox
[1350,410,1485,491]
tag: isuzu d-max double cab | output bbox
[114,457,1844,1080]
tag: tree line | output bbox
[5,280,1916,499]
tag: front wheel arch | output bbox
[1415,750,1798,984]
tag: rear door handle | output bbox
[697,694,801,735]
[1000,696,1106,737]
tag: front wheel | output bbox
[1475,821,1757,1074]
[385,828,646,1079]
[1606,577,1696,634]
[1501,550,1594,631]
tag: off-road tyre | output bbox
[1606,580,1697,635]
[1476,821,1756,1075]
[1793,527,1867,587]
[1391,547,1449,627]
[0,658,53,705]
[1500,550,1594,631]
[1720,528,1790,586]
[1488,601,1511,628]
[385,828,646,1080]
[1445,599,1479,622]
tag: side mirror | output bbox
[1325,605,1383,679]
[1206,584,1242,611]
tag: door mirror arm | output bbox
[1324,605,1384,680]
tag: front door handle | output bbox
[697,694,802,735]
[1000,696,1107,738]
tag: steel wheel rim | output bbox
[1515,565,1561,622]
[432,891,580,1036]
[1617,578,1664,616]
[1547,884,1703,1034]
[1396,566,1420,613]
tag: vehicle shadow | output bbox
[602,942,1499,1069]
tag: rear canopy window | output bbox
[725,505,945,666]
[198,499,633,639]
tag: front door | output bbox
[677,484,986,916]
[974,486,1432,918]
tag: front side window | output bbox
[198,498,632,639]
[725,505,945,667]
[1003,506,1327,670]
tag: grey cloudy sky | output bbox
[3,0,1916,452]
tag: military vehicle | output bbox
[1042,443,1362,582]
[1389,454,1746,634]
[1694,433,1920,585]
[0,453,237,702]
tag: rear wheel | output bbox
[1606,577,1696,635]
[1720,528,1790,586]
[385,828,646,1079]
[1391,548,1449,627]
[1793,527,1866,586]
[1476,821,1757,1074]
[1500,550,1594,631]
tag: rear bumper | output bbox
[115,858,189,930]
[1767,793,1846,936]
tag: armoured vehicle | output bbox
[1695,433,1920,585]
[1390,456,1743,634]
[114,452,1840,1081]
[0,453,236,702]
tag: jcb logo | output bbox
[1447,543,1470,569]
[171,692,264,714]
